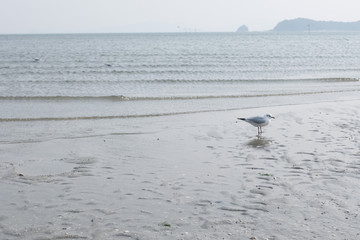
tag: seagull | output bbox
[238,114,275,135]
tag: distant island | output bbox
[236,18,360,32]
[236,25,249,32]
[273,18,360,31]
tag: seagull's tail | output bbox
[237,118,246,121]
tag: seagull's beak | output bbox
[271,116,275,119]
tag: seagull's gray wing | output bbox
[247,116,267,124]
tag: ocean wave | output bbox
[1,88,359,102]
[120,77,360,84]
[0,110,217,122]
[1,77,358,84]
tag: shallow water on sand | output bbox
[1,100,359,239]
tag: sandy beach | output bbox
[1,99,360,239]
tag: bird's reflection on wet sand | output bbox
[246,136,271,148]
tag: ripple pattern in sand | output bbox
[1,102,360,239]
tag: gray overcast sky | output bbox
[1,0,360,34]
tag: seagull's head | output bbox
[265,114,275,119]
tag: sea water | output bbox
[1,32,360,121]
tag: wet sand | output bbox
[1,99,360,239]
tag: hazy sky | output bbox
[1,0,360,34]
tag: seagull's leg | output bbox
[260,126,263,133]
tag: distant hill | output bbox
[273,18,360,31]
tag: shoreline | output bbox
[1,99,360,239]
[1,92,359,123]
